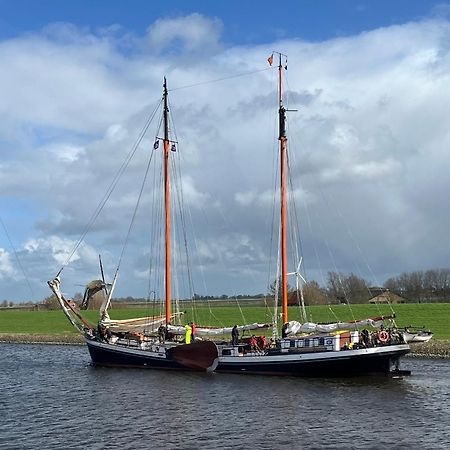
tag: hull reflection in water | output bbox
[2,344,450,450]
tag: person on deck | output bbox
[249,335,258,352]
[165,322,172,341]
[185,323,192,344]
[97,320,108,342]
[360,329,370,347]
[231,325,239,346]
[191,322,196,342]
[281,323,288,338]
[158,324,166,343]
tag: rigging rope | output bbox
[147,110,166,320]
[114,142,156,277]
[55,98,163,277]
[302,198,341,323]
[314,189,357,323]
[0,216,35,301]
[324,190,396,320]
[169,67,275,92]
[286,150,307,323]
[265,74,282,328]
[168,99,196,299]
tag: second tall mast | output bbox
[277,54,289,325]
[163,78,171,323]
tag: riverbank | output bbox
[1,333,449,358]
[0,333,84,345]
[407,340,450,359]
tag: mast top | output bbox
[163,77,169,142]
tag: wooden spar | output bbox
[99,254,109,300]
[278,55,288,324]
[47,278,94,332]
[163,78,171,324]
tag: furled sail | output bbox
[102,313,184,333]
[167,323,272,336]
[285,316,394,336]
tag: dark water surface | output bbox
[1,344,449,450]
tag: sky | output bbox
[1,0,450,302]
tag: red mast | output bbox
[278,55,289,325]
[163,78,171,324]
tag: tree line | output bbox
[384,268,450,303]
[3,268,448,310]
[292,268,450,305]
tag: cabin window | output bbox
[290,340,296,348]
[319,338,324,346]
[222,349,232,356]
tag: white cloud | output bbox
[195,233,266,268]
[105,124,128,142]
[47,144,85,163]
[180,175,210,206]
[1,15,450,300]
[0,248,15,278]
[24,236,98,267]
[146,13,223,54]
[235,190,257,206]
[351,158,400,179]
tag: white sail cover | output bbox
[102,318,271,336]
[102,312,184,333]
[167,323,271,336]
[285,318,386,335]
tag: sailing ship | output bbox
[49,54,417,376]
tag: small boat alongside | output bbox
[402,327,433,343]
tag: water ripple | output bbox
[1,345,449,449]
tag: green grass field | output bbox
[0,303,448,339]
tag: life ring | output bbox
[378,330,389,343]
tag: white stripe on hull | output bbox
[87,339,409,366]
[86,338,171,359]
[218,344,410,365]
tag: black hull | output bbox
[216,346,410,377]
[87,340,183,370]
[86,339,219,372]
[86,338,410,377]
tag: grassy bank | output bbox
[0,302,448,338]
[1,304,449,357]
[1,334,448,358]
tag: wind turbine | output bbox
[287,257,307,323]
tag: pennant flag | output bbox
[267,54,273,66]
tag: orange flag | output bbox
[267,54,273,66]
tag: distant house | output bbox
[368,289,405,304]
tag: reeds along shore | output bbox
[0,333,449,358]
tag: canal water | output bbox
[0,344,449,449]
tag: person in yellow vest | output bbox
[185,323,192,344]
